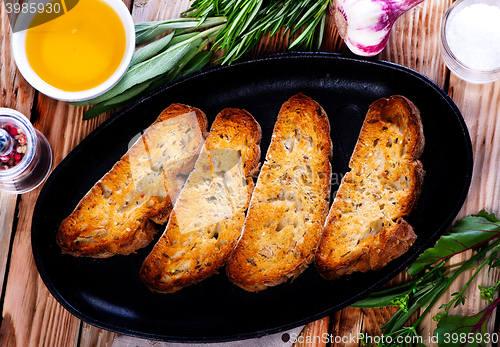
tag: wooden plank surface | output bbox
[1,0,500,346]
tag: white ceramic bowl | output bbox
[11,0,135,102]
[440,0,500,84]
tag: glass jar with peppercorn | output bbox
[0,108,52,193]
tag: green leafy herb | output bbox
[351,211,500,347]
[178,50,213,77]
[134,17,226,44]
[478,279,500,303]
[129,31,176,67]
[408,212,500,276]
[185,0,331,65]
[434,295,500,347]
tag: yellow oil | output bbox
[26,0,126,92]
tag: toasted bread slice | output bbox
[57,104,208,258]
[140,108,262,293]
[226,93,332,292]
[315,95,424,280]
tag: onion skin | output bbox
[331,0,424,57]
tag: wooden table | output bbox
[1,0,499,346]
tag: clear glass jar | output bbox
[0,108,52,194]
[440,0,500,84]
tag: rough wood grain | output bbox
[79,323,116,347]
[0,98,105,347]
[0,4,60,347]
[380,0,451,88]
[0,0,36,304]
[292,317,329,347]
[131,0,189,23]
[110,326,304,347]
[0,192,16,301]
[0,187,81,347]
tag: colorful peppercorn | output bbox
[0,123,26,170]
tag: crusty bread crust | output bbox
[140,108,262,293]
[226,93,332,292]
[315,95,424,280]
[56,104,208,258]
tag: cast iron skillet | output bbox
[32,52,473,342]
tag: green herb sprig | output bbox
[352,211,500,347]
[185,0,331,65]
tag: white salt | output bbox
[446,3,500,70]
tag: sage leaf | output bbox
[179,50,212,77]
[82,100,127,120]
[120,40,208,103]
[143,69,179,95]
[130,31,175,67]
[80,69,163,120]
[82,80,155,120]
[407,211,500,276]
[145,44,200,91]
[135,19,201,44]
[102,78,155,107]
[142,39,210,93]
[166,32,199,48]
[135,17,226,44]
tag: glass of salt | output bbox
[441,0,500,83]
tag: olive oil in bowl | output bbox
[25,0,127,92]
[11,0,135,101]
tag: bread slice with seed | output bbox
[56,104,208,258]
[315,95,424,280]
[140,108,262,293]
[226,93,332,292]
